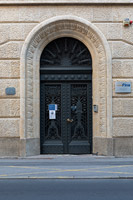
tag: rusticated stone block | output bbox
[114,137,133,156]
[19,6,40,21]
[108,23,133,44]
[122,25,133,45]
[23,24,38,39]
[93,6,112,21]
[0,138,20,156]
[0,119,19,137]
[113,79,133,97]
[107,23,122,40]
[95,23,122,40]
[0,6,40,22]
[113,6,133,22]
[0,42,23,58]
[0,24,37,43]
[93,137,113,156]
[20,138,40,157]
[10,24,37,40]
[113,98,133,116]
[94,23,108,38]
[0,6,19,22]
[110,41,133,58]
[39,6,93,22]
[0,25,10,44]
[0,99,20,117]
[9,24,23,40]
[0,79,20,97]
[95,23,133,44]
[112,60,133,78]
[0,60,20,78]
[113,118,133,137]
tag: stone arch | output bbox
[20,15,112,156]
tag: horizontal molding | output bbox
[113,136,133,138]
[0,39,24,46]
[113,96,133,98]
[108,39,133,46]
[0,58,20,60]
[112,58,133,61]
[0,0,133,4]
[0,0,132,5]
[0,58,20,61]
[0,137,20,139]
[93,22,123,23]
[113,115,133,118]
[0,21,39,24]
[0,97,20,99]
[113,117,133,119]
[112,77,133,79]
[112,57,133,60]
[1,40,132,49]
[0,116,20,118]
[0,40,23,47]
[0,77,20,79]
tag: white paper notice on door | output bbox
[49,110,56,119]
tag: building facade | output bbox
[0,0,133,157]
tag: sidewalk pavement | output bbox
[1,154,133,179]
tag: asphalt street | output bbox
[0,179,133,200]
[1,155,133,179]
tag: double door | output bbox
[40,80,92,154]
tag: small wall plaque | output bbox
[115,82,131,93]
[5,87,16,95]
[93,105,98,113]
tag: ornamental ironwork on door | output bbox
[40,37,92,154]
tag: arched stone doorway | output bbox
[40,37,92,154]
[20,16,112,156]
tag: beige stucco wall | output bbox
[0,1,133,156]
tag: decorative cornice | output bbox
[0,0,132,5]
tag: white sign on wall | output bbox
[115,82,131,93]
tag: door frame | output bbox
[20,15,112,156]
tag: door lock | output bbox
[66,118,74,123]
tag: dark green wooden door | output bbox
[40,37,92,154]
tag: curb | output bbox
[1,155,133,160]
[1,176,133,180]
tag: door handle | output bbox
[67,118,74,123]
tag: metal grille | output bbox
[45,85,61,140]
[40,37,92,72]
[71,84,88,141]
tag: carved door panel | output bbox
[40,82,92,154]
[40,83,63,154]
[68,83,92,154]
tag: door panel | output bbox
[68,84,91,154]
[40,84,63,154]
[40,82,92,154]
